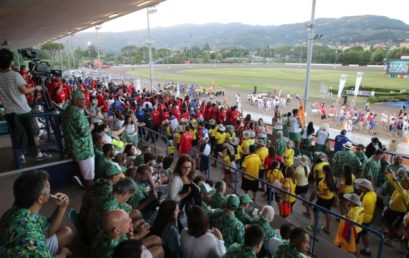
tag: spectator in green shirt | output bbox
[274,227,310,258]
[211,181,227,209]
[223,224,265,258]
[0,170,73,258]
[62,90,95,189]
[235,194,256,224]
[210,194,244,248]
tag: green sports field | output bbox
[126,66,408,99]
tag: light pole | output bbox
[87,41,91,65]
[147,6,157,91]
[95,25,102,66]
[303,0,317,115]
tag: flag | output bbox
[353,72,364,98]
[337,74,348,100]
[299,99,305,128]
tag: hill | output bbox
[65,15,409,52]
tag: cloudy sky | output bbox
[85,0,409,32]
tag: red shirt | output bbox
[179,131,193,155]
[62,83,72,99]
[217,111,226,124]
[181,112,190,121]
[231,110,241,123]
[172,108,181,121]
[151,110,161,127]
[52,87,67,104]
[161,111,170,122]
[264,155,284,170]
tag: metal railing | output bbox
[141,125,385,258]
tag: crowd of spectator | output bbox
[1,48,409,258]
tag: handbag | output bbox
[279,201,292,218]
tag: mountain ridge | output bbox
[64,15,409,52]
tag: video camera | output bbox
[18,48,63,110]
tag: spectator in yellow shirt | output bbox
[282,167,297,207]
[307,165,336,235]
[283,141,295,168]
[241,130,255,156]
[242,144,262,201]
[338,165,356,216]
[356,179,376,256]
[334,193,364,256]
[266,161,283,203]
[256,139,269,191]
[213,124,226,167]
[383,169,409,241]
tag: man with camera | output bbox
[0,48,50,163]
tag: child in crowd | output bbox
[266,161,283,203]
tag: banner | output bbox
[353,72,364,98]
[337,74,348,99]
[135,78,141,91]
[176,83,180,97]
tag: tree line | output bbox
[36,42,409,69]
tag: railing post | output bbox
[267,187,272,206]
[311,207,320,258]
[233,168,237,194]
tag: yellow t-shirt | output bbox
[283,148,294,168]
[234,145,242,161]
[256,146,269,165]
[209,128,217,138]
[242,154,262,180]
[283,178,296,203]
[175,133,181,144]
[266,169,284,184]
[241,139,254,154]
[191,128,198,140]
[318,178,335,200]
[360,191,377,223]
[387,173,409,213]
[215,132,226,145]
[313,161,329,180]
[339,175,356,194]
[348,206,365,233]
[168,145,175,155]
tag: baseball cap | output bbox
[105,161,127,177]
[226,194,240,209]
[239,194,253,205]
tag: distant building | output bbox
[400,40,409,48]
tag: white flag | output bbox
[136,78,141,91]
[337,74,348,99]
[354,72,364,97]
[176,83,180,97]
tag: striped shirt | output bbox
[0,71,31,114]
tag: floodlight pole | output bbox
[147,7,154,91]
[303,0,317,115]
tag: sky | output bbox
[85,0,409,32]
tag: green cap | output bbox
[226,194,240,209]
[105,161,126,177]
[239,194,253,204]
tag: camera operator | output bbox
[0,48,50,163]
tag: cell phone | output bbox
[252,208,259,216]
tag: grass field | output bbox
[127,66,408,99]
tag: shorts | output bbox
[316,197,334,211]
[241,177,259,192]
[78,156,95,180]
[295,184,309,195]
[356,222,372,240]
[384,208,406,228]
[289,132,301,142]
[46,234,59,255]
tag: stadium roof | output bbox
[0,0,166,50]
